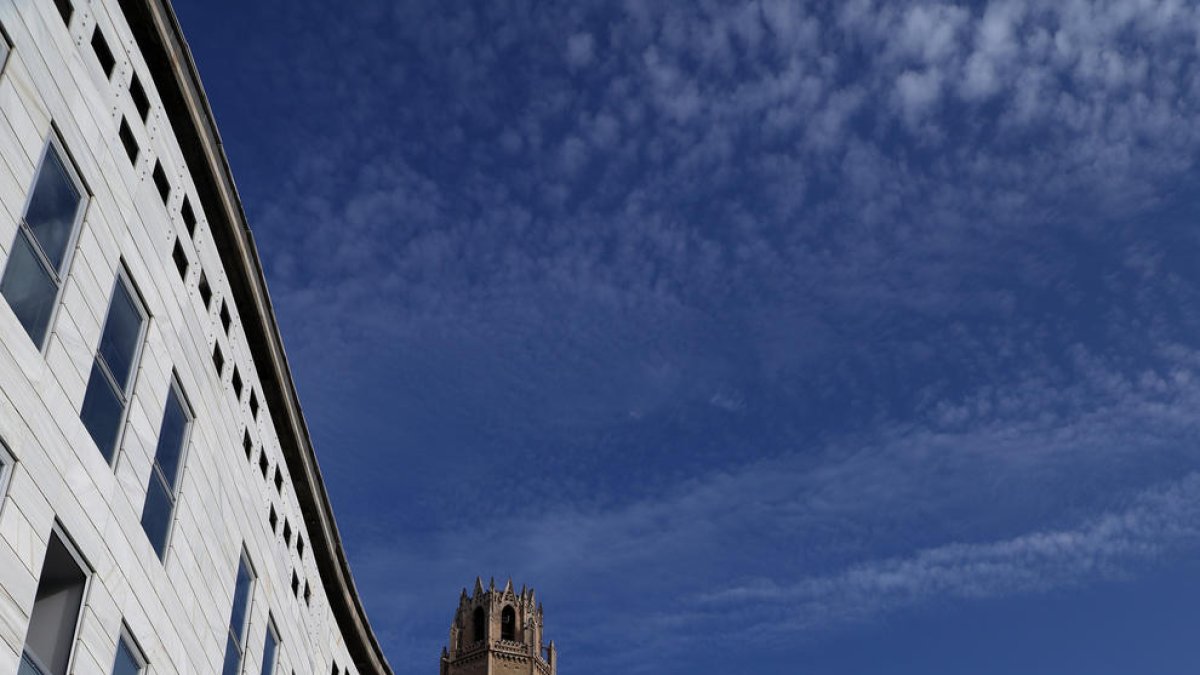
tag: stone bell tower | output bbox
[440,577,557,675]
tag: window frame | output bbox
[0,439,14,514]
[82,264,149,465]
[23,522,93,675]
[259,616,280,675]
[140,375,194,562]
[3,131,89,353]
[223,551,257,675]
[111,624,147,675]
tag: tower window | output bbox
[472,607,486,644]
[22,528,89,675]
[140,379,192,559]
[91,28,115,78]
[1,136,86,348]
[129,75,150,121]
[501,606,516,641]
[80,269,148,463]
[221,554,255,675]
[152,161,170,204]
[172,238,188,280]
[119,118,138,164]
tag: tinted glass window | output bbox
[221,636,241,675]
[111,637,142,675]
[25,147,81,272]
[153,386,188,486]
[140,476,172,558]
[97,279,143,391]
[229,559,253,645]
[1,232,58,345]
[260,626,278,675]
[80,361,123,462]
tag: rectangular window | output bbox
[20,527,89,675]
[0,137,86,348]
[140,378,192,559]
[222,554,255,675]
[110,630,145,675]
[259,618,279,675]
[80,270,147,463]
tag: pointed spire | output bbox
[503,578,514,595]
[473,577,484,597]
[520,583,527,599]
[489,577,496,594]
[460,587,469,603]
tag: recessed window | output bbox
[152,161,170,204]
[232,366,243,399]
[259,451,269,479]
[111,629,147,675]
[0,137,86,348]
[296,534,304,559]
[119,118,138,165]
[303,581,311,607]
[140,379,192,559]
[501,605,516,641]
[220,301,231,334]
[260,618,280,675]
[129,75,150,122]
[268,505,277,532]
[290,570,299,597]
[198,272,213,309]
[181,196,197,236]
[274,466,283,493]
[91,28,115,78]
[212,343,225,375]
[282,519,291,545]
[80,270,147,463]
[55,0,73,26]
[243,429,254,460]
[22,527,89,675]
[221,554,255,675]
[249,390,259,419]
[172,239,188,281]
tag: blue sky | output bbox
[173,1,1200,673]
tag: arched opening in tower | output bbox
[501,605,516,641]
[473,607,486,643]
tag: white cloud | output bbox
[566,31,595,68]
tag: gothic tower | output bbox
[441,578,557,675]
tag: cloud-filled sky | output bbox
[174,1,1200,672]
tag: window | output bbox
[172,239,188,280]
[0,137,86,348]
[152,161,170,204]
[501,605,515,641]
[243,429,254,460]
[296,534,304,559]
[91,28,115,78]
[129,75,150,121]
[220,301,231,334]
[140,379,192,559]
[110,630,145,675]
[273,467,283,493]
[259,619,279,675]
[231,366,243,399]
[119,119,138,164]
[221,554,255,675]
[290,570,299,597]
[212,342,224,374]
[20,528,89,675]
[268,505,277,532]
[54,0,72,25]
[258,451,268,479]
[181,196,196,236]
[282,519,291,544]
[303,581,311,607]
[80,270,147,463]
[249,390,259,419]
[198,272,212,309]
[472,607,485,643]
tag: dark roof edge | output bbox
[115,1,392,673]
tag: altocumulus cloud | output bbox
[184,0,1200,672]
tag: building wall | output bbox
[0,1,377,674]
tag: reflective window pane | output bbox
[140,474,173,558]
[229,559,253,644]
[111,637,142,675]
[25,147,81,272]
[153,386,188,489]
[259,626,278,675]
[80,361,123,462]
[97,279,143,392]
[221,636,241,675]
[1,231,57,346]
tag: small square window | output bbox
[55,0,73,24]
[243,430,253,460]
[91,28,115,78]
[232,366,243,399]
[220,301,231,334]
[250,391,259,419]
[283,519,292,545]
[291,570,299,597]
[130,74,150,121]
[268,505,277,532]
[212,343,224,374]
[259,450,269,479]
[181,196,197,236]
[274,466,283,494]
[198,272,212,309]
[119,118,138,164]
[172,239,188,280]
[152,161,170,204]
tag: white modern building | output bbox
[0,1,391,674]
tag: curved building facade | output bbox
[0,1,390,675]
